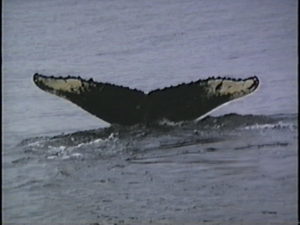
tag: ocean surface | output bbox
[2,0,298,224]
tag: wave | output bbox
[17,113,297,161]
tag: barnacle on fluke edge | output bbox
[33,73,259,126]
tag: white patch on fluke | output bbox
[206,79,256,98]
[42,78,85,93]
[196,77,259,121]
[34,74,92,95]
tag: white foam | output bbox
[71,153,82,158]
[158,118,184,126]
[243,121,295,130]
[46,155,57,160]
[27,141,42,147]
[61,155,70,160]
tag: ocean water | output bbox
[2,0,298,224]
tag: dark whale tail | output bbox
[33,73,259,125]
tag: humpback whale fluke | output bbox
[33,73,259,125]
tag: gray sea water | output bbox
[2,0,298,224]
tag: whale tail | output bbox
[33,73,259,125]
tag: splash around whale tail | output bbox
[33,73,259,125]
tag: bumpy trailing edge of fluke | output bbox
[33,73,259,125]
